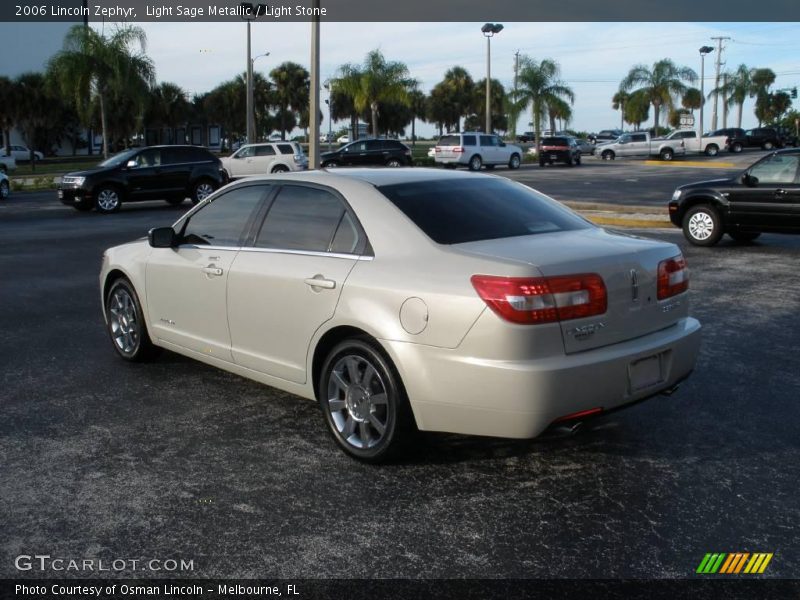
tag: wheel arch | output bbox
[677,193,729,223]
[311,325,382,399]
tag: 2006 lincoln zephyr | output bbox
[100,169,701,461]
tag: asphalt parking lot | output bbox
[1,164,799,581]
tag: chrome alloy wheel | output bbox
[108,287,140,355]
[195,182,214,201]
[96,188,120,211]
[687,211,715,241]
[326,355,389,450]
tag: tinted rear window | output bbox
[462,135,477,146]
[541,137,569,145]
[378,178,590,245]
[438,135,460,146]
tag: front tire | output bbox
[602,150,615,161]
[191,179,216,205]
[730,142,743,153]
[271,165,290,173]
[508,153,521,169]
[95,185,122,213]
[105,278,159,362]
[318,338,411,462]
[705,144,719,157]
[323,160,339,168]
[683,204,723,246]
[0,180,8,199]
[763,141,774,151]
[468,155,482,171]
[660,148,674,161]
[385,158,403,168]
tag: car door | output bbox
[227,146,255,178]
[729,153,800,228]
[226,183,364,383]
[126,149,165,199]
[615,134,634,157]
[159,147,194,197]
[252,144,277,173]
[479,135,499,164]
[145,184,269,361]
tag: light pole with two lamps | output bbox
[240,2,266,144]
[698,45,714,155]
[481,22,503,134]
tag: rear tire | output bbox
[682,204,723,246]
[728,231,761,243]
[318,338,413,463]
[271,164,290,173]
[468,155,482,171]
[190,179,216,205]
[730,142,743,153]
[323,160,339,168]
[763,141,774,151]
[575,154,582,166]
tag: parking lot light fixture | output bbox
[481,23,503,134]
[698,45,714,155]
[240,3,267,143]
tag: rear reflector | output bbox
[553,407,603,423]
[471,274,607,324]
[657,255,689,300]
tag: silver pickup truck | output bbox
[594,131,685,161]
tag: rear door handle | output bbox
[304,276,336,290]
[202,265,223,277]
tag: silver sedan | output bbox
[100,169,701,461]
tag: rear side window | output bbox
[256,185,346,252]
[277,144,294,155]
[462,135,477,146]
[631,134,647,142]
[185,147,212,162]
[378,178,590,245]
[181,185,268,246]
[256,145,276,156]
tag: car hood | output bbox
[64,166,112,178]
[677,177,735,190]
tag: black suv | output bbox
[321,139,412,168]
[726,127,785,152]
[58,145,226,213]
[538,136,582,166]
[668,149,800,246]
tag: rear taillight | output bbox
[471,274,607,325]
[657,255,689,300]
[434,146,441,153]
[452,146,464,153]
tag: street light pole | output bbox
[308,0,321,169]
[481,23,503,134]
[240,3,265,144]
[324,80,333,153]
[698,46,714,156]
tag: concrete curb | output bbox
[643,159,736,168]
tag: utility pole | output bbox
[512,50,520,139]
[710,36,730,131]
[722,72,729,129]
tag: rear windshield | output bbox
[377,178,591,245]
[438,135,460,146]
[541,137,569,146]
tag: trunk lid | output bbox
[453,228,688,354]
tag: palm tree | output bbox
[612,91,630,131]
[335,49,415,137]
[620,59,697,135]
[547,96,572,132]
[624,90,650,130]
[147,82,189,143]
[441,67,475,132]
[269,61,309,140]
[0,76,18,157]
[407,88,427,146]
[511,56,574,150]
[473,78,507,133]
[681,88,703,114]
[750,68,776,126]
[48,24,155,158]
[716,64,752,128]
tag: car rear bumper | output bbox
[383,316,701,439]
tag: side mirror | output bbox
[742,173,757,187]
[148,226,177,248]
[125,159,137,169]
[499,141,506,147]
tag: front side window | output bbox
[631,134,647,142]
[181,185,268,246]
[749,154,800,184]
[619,134,632,143]
[134,149,161,167]
[256,185,350,253]
[479,135,497,147]
[235,146,255,158]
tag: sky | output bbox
[5,20,800,137]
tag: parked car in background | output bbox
[0,171,9,199]
[4,144,44,162]
[221,142,307,179]
[574,138,595,155]
[659,129,729,156]
[321,139,413,168]
[538,136,582,167]
[434,132,522,171]
[669,148,800,246]
[58,145,225,213]
[588,129,622,145]
[727,127,786,152]
[516,131,536,143]
[595,131,685,161]
[101,168,700,461]
[0,153,16,173]
[337,135,350,144]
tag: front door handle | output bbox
[775,188,788,196]
[202,265,223,277]
[304,276,336,290]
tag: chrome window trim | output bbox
[178,244,372,261]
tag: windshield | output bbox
[98,149,139,168]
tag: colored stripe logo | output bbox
[696,552,773,574]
